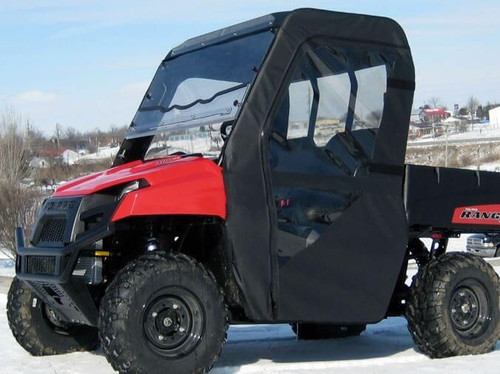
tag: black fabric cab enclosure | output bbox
[223,9,415,323]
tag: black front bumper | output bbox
[16,227,112,326]
[15,195,117,327]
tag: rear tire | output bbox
[6,277,99,356]
[291,322,366,340]
[407,253,500,358]
[99,254,228,374]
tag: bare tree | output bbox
[62,126,83,150]
[26,123,49,154]
[0,108,43,258]
[467,95,480,122]
[0,108,30,183]
[0,183,42,258]
[53,122,62,148]
[427,96,443,109]
[109,125,128,147]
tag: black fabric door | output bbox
[268,41,408,323]
[223,10,414,322]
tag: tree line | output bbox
[423,95,499,120]
[0,108,128,258]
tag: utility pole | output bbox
[25,120,31,153]
[477,145,480,171]
[445,125,448,167]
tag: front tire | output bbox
[99,254,227,374]
[407,253,500,358]
[6,277,99,355]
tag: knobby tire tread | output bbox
[406,253,500,358]
[98,254,228,374]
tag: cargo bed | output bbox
[405,164,500,232]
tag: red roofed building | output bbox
[419,108,449,124]
[39,148,66,158]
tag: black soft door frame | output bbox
[222,10,414,322]
[265,41,409,323]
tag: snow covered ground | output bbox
[0,264,15,278]
[2,234,500,373]
[2,290,500,374]
[0,250,15,278]
[409,123,500,145]
[76,146,120,163]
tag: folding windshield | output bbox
[126,31,275,140]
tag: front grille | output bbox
[27,256,56,275]
[468,238,483,246]
[467,237,493,249]
[39,218,67,243]
[31,197,82,247]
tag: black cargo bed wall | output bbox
[406,164,500,232]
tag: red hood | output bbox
[54,155,215,197]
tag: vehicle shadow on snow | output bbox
[211,317,418,372]
[84,318,500,372]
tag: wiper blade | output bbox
[140,82,248,113]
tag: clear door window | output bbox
[313,73,350,146]
[287,80,313,140]
[353,65,387,131]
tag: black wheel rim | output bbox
[143,287,204,358]
[449,280,492,340]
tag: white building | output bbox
[490,107,500,128]
[29,156,48,169]
[61,149,80,165]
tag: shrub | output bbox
[0,182,44,258]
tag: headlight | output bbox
[117,180,149,201]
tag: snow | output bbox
[76,146,120,163]
[0,265,15,278]
[409,123,500,145]
[2,239,500,373]
[0,249,15,278]
[2,289,500,373]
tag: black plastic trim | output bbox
[15,226,112,326]
[17,226,112,282]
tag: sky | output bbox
[1,0,499,135]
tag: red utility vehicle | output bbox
[7,8,500,374]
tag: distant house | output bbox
[490,107,500,128]
[410,109,422,124]
[32,148,73,167]
[419,108,449,124]
[442,116,464,130]
[29,156,49,169]
[61,149,79,165]
[39,148,65,158]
